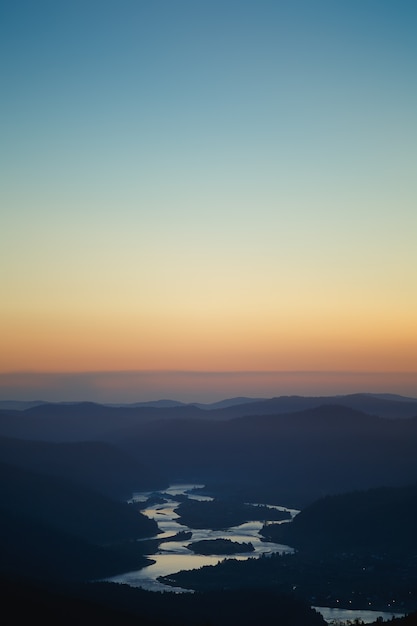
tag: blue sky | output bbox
[1,1,416,401]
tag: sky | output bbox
[1,0,416,402]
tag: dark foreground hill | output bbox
[0,577,144,626]
[0,506,152,582]
[0,462,157,545]
[0,576,326,626]
[0,436,166,499]
[82,582,326,626]
[263,482,417,557]
[0,461,159,582]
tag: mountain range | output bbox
[0,393,416,444]
[1,393,417,506]
[1,392,417,624]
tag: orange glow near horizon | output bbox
[0,369,416,404]
[1,304,416,375]
[1,3,417,401]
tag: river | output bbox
[109,483,296,592]
[108,484,405,624]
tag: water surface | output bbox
[110,485,405,623]
[110,483,295,592]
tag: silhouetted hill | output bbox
[119,406,417,505]
[263,482,417,557]
[0,507,153,582]
[83,583,326,626]
[0,400,46,411]
[0,436,166,499]
[215,393,417,419]
[0,576,157,626]
[0,394,415,444]
[0,462,158,544]
[0,575,326,626]
[110,399,187,408]
[192,396,264,409]
[103,393,417,417]
[2,398,417,506]
[371,612,417,625]
[0,401,208,441]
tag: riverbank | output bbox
[111,484,416,621]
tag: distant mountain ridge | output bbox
[213,393,417,419]
[0,393,416,448]
[0,396,262,411]
[1,391,416,419]
[1,392,417,507]
[0,400,47,411]
[117,404,417,506]
[192,397,266,410]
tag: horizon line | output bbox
[2,369,417,375]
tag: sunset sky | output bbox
[1,1,416,402]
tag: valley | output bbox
[0,393,417,625]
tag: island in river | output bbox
[187,538,254,555]
[175,498,291,530]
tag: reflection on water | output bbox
[111,553,233,593]
[110,485,406,622]
[314,606,405,624]
[110,483,296,592]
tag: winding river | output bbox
[108,484,405,624]
[110,483,297,592]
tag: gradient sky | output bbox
[1,1,416,401]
